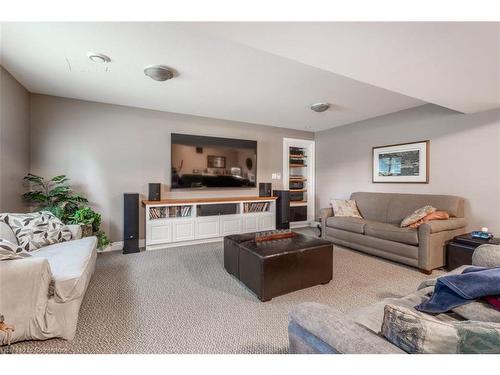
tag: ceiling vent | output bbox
[144,65,175,81]
[310,102,330,112]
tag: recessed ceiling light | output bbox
[144,65,175,81]
[310,102,330,112]
[87,52,111,63]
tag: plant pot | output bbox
[81,224,93,237]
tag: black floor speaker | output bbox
[123,193,140,254]
[148,183,161,201]
[273,190,290,229]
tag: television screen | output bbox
[171,134,257,189]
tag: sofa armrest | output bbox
[0,257,53,344]
[417,218,467,271]
[289,302,404,354]
[320,207,333,239]
[418,217,467,234]
[473,244,500,267]
[65,224,82,240]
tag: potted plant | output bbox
[23,173,111,250]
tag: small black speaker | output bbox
[148,183,161,201]
[273,190,290,229]
[259,182,272,197]
[123,193,140,254]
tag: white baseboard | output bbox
[99,239,146,253]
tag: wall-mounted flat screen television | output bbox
[171,133,257,189]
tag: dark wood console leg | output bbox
[420,269,432,275]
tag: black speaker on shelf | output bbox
[148,183,161,201]
[259,182,272,197]
[123,193,140,254]
[273,190,290,229]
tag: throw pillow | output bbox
[0,238,31,260]
[400,205,437,228]
[407,210,450,229]
[0,211,72,251]
[381,304,500,354]
[330,199,362,218]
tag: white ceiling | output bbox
[1,22,498,132]
[195,22,500,113]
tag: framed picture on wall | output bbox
[207,155,226,168]
[372,140,429,183]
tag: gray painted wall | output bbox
[0,66,30,212]
[316,104,500,233]
[30,94,313,241]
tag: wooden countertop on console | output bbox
[142,196,278,205]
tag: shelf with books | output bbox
[243,201,271,213]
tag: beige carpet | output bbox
[11,228,440,354]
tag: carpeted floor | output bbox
[11,228,439,354]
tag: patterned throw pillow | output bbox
[0,211,72,251]
[381,304,500,354]
[400,205,437,228]
[330,199,363,218]
[0,238,31,260]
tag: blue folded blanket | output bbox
[416,266,500,314]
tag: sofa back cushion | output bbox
[350,192,465,224]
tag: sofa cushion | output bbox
[0,211,72,251]
[0,238,31,260]
[31,236,97,302]
[381,304,500,353]
[365,222,419,246]
[330,199,362,218]
[400,205,437,227]
[0,221,18,244]
[326,216,367,234]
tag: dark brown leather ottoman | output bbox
[224,233,333,301]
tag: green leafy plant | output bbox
[23,174,111,250]
[68,207,111,250]
[22,174,88,221]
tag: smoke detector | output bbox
[310,102,330,112]
[144,65,175,81]
[87,52,111,63]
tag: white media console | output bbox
[143,196,277,250]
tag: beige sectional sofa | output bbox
[0,221,97,344]
[321,192,467,273]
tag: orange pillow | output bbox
[408,211,450,229]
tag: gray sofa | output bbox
[288,244,500,354]
[321,192,467,273]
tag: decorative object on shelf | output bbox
[22,173,111,250]
[471,231,494,240]
[372,140,429,183]
[207,155,226,168]
[255,229,296,242]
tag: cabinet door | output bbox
[242,215,259,233]
[172,219,195,242]
[258,213,275,231]
[220,215,242,236]
[195,216,220,239]
[149,221,172,245]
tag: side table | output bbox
[446,233,500,271]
